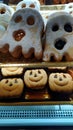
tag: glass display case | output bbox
[0,0,73,127]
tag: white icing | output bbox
[64,3,73,15]
[0,25,5,38]
[43,12,73,61]
[16,0,40,11]
[0,8,44,59]
[0,3,14,38]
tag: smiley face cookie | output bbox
[0,78,24,98]
[1,67,23,76]
[49,73,73,93]
[24,69,47,89]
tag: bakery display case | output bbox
[0,0,73,127]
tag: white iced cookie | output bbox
[43,12,73,61]
[0,3,14,26]
[65,3,73,15]
[16,0,40,11]
[0,78,24,98]
[0,3,14,38]
[0,8,44,59]
[1,67,23,76]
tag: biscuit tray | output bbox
[0,61,73,106]
[0,3,73,106]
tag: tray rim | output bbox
[0,61,73,68]
[0,101,72,106]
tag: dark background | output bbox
[0,126,73,130]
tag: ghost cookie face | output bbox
[0,8,44,60]
[24,69,47,89]
[49,73,73,93]
[16,0,40,11]
[0,78,24,98]
[43,12,73,61]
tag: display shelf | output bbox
[0,101,72,106]
[40,4,65,10]
[0,61,73,68]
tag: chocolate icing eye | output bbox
[38,70,41,74]
[0,8,6,14]
[54,39,66,50]
[30,71,32,75]
[15,15,22,23]
[54,74,57,78]
[5,80,8,83]
[29,4,35,8]
[15,79,18,83]
[63,74,66,78]
[22,3,26,8]
[59,77,62,81]
[9,83,13,86]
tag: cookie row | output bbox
[0,67,73,98]
[0,7,73,62]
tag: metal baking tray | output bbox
[0,61,73,106]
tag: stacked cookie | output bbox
[0,67,24,98]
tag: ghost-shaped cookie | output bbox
[16,0,40,11]
[0,8,44,60]
[64,3,73,15]
[43,12,73,61]
[0,3,14,38]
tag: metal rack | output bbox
[0,105,73,126]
